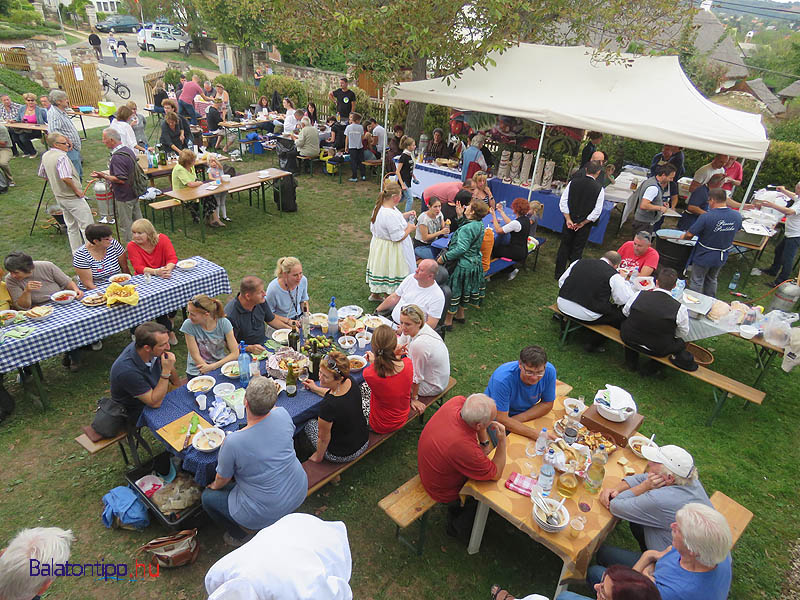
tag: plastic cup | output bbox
[144,272,152,284]
[234,402,245,420]
[569,517,586,539]
[249,360,260,377]
[195,394,207,411]
[357,336,368,348]
[321,322,329,334]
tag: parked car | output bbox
[138,28,192,53]
[95,15,141,33]
[137,24,190,50]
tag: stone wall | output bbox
[86,5,97,29]
[24,39,61,90]
[251,54,344,91]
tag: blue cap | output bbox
[330,296,336,306]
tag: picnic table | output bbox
[68,109,104,139]
[140,327,372,485]
[461,394,647,599]
[6,121,49,148]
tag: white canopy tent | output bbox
[388,43,769,201]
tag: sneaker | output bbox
[222,217,231,222]
[91,341,103,351]
[8,181,14,187]
[361,176,366,181]
[348,177,358,182]
[507,268,520,281]
[223,532,246,547]
[26,153,37,159]
[99,217,108,224]
[107,219,115,224]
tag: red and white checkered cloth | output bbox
[505,471,538,496]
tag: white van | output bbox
[137,24,191,51]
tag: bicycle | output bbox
[99,70,131,100]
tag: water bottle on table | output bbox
[327,297,338,337]
[237,341,251,388]
[538,463,555,497]
[535,427,549,455]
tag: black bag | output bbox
[91,397,129,438]
[275,137,298,173]
[274,174,297,212]
[222,164,236,177]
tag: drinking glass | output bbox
[297,368,309,383]
[525,442,538,458]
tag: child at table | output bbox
[207,156,230,223]
[180,294,239,377]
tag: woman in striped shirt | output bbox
[73,223,129,289]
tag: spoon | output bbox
[547,496,567,526]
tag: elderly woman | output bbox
[366,180,417,301]
[461,133,488,182]
[181,293,239,377]
[472,171,495,207]
[72,223,129,290]
[294,116,320,159]
[266,256,309,320]
[160,111,192,154]
[426,128,451,160]
[301,351,370,463]
[172,149,223,227]
[203,80,215,97]
[437,199,489,329]
[11,93,47,158]
[126,101,147,147]
[363,325,425,433]
[202,375,307,547]
[110,105,144,151]
[414,196,450,260]
[152,80,168,114]
[397,304,450,402]
[490,197,532,262]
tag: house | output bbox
[730,78,786,116]
[777,80,800,103]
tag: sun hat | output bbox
[640,444,694,478]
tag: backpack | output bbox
[120,147,149,198]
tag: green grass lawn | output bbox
[64,33,82,46]
[138,50,218,72]
[0,127,796,599]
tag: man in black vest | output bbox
[555,160,605,279]
[557,251,634,351]
[620,267,690,372]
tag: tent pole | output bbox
[741,160,762,205]
[526,122,547,203]
[380,83,390,193]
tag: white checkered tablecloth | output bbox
[0,256,231,372]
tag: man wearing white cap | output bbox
[599,444,712,552]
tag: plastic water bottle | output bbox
[728,271,741,290]
[672,278,686,299]
[568,407,582,430]
[535,427,549,455]
[544,447,557,466]
[538,463,555,497]
[246,109,252,120]
[327,297,338,337]
[237,342,251,388]
[187,138,194,154]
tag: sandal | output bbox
[490,585,514,600]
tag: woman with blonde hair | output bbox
[181,293,239,377]
[397,304,450,400]
[266,256,309,320]
[366,180,417,301]
[11,92,46,158]
[152,80,168,114]
[362,324,425,433]
[437,199,489,329]
[472,171,495,208]
[172,148,223,226]
[301,350,370,463]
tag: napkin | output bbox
[505,471,538,497]
[208,399,236,428]
[5,326,35,339]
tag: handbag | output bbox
[90,396,128,438]
[137,529,200,568]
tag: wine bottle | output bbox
[288,323,300,351]
[286,360,297,397]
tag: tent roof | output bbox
[393,44,768,161]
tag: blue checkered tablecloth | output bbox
[0,256,231,373]
[140,331,369,486]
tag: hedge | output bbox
[162,68,208,90]
[258,74,307,109]
[0,67,47,97]
[212,73,254,113]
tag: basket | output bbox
[686,343,714,365]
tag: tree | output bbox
[277,0,693,140]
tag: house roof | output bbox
[677,10,749,79]
[745,78,786,115]
[777,80,800,98]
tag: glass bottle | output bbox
[288,323,300,351]
[285,360,297,397]
[556,460,579,498]
[309,340,322,381]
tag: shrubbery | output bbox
[0,67,47,97]
[326,85,370,119]
[212,74,253,113]
[258,74,307,108]
[162,68,208,90]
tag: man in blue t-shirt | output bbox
[681,188,742,298]
[484,345,556,440]
[676,173,726,231]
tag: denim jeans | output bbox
[178,99,199,125]
[555,592,594,600]
[688,263,723,298]
[767,235,800,282]
[402,188,414,212]
[201,482,248,539]
[66,148,83,181]
[586,544,642,586]
[414,244,438,260]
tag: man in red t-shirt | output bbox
[722,156,743,192]
[417,394,507,537]
[422,179,475,210]
[617,231,660,277]
[177,74,211,126]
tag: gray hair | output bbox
[664,463,699,486]
[460,393,495,426]
[634,231,652,244]
[470,133,485,148]
[203,80,211,87]
[0,527,74,600]
[245,375,278,416]
[300,116,311,127]
[675,503,732,567]
[3,251,34,273]
[102,127,121,143]
[49,89,67,104]
[602,250,622,267]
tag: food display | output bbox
[546,439,591,473]
[339,316,365,335]
[553,415,589,440]
[81,292,106,307]
[108,273,132,284]
[300,335,334,354]
[187,376,215,393]
[582,431,617,454]
[267,348,307,379]
[25,305,53,319]
[309,313,328,327]
[176,259,197,270]
[105,283,139,306]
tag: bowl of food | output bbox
[628,435,657,459]
[532,496,570,533]
[220,361,240,379]
[25,305,53,320]
[355,331,372,346]
[108,273,132,284]
[272,328,291,345]
[363,314,391,330]
[739,324,759,340]
[213,382,235,400]
[192,427,226,452]
[339,316,365,335]
[187,375,215,393]
[267,348,308,379]
[338,335,356,351]
[309,313,328,327]
[176,259,197,270]
[50,290,77,304]
[632,276,654,291]
[562,397,587,417]
[348,354,367,372]
[0,310,19,326]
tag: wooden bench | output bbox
[297,155,322,176]
[710,490,753,547]
[548,305,765,425]
[378,474,437,554]
[363,159,383,183]
[75,430,135,466]
[148,198,181,232]
[302,376,457,496]
[484,237,547,280]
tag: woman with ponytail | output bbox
[181,293,240,377]
[366,180,417,301]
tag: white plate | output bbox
[50,290,77,304]
[186,375,215,393]
[0,309,19,325]
[176,259,197,270]
[25,306,53,320]
[272,328,291,344]
[220,360,239,378]
[309,312,328,327]
[107,273,132,284]
[338,305,363,319]
[206,183,220,191]
[192,427,226,452]
[363,314,393,329]
[562,397,586,417]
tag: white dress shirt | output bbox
[622,287,690,340]
[557,258,634,321]
[559,178,606,223]
[398,323,450,397]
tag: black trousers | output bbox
[10,130,36,156]
[555,223,592,279]
[349,147,365,178]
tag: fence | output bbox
[142,69,166,105]
[54,63,102,108]
[0,47,30,71]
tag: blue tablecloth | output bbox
[0,256,231,372]
[140,330,369,485]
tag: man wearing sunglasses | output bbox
[484,345,556,441]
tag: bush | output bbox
[768,116,800,143]
[162,68,207,90]
[8,8,42,25]
[212,74,254,113]
[0,67,47,97]
[327,85,370,119]
[750,140,800,190]
[259,74,307,109]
